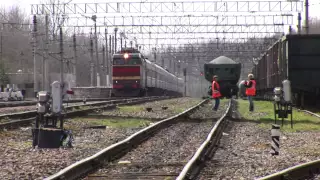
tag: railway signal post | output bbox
[271,124,280,156]
[273,80,293,128]
[32,81,74,148]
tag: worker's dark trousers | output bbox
[213,98,220,111]
[248,96,254,111]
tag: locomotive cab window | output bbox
[113,58,125,65]
[113,57,142,65]
[128,58,142,65]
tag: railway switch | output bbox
[32,81,73,149]
[273,80,293,128]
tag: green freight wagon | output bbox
[204,56,241,98]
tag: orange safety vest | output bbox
[212,81,221,98]
[246,80,256,96]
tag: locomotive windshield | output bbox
[113,56,142,65]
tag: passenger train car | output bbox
[111,48,184,97]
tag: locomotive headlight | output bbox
[135,81,138,83]
[115,81,118,83]
[124,53,129,59]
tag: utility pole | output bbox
[105,28,108,87]
[59,27,64,85]
[114,28,118,53]
[89,34,94,87]
[111,35,114,54]
[44,14,49,91]
[304,0,309,34]
[102,45,106,86]
[0,31,2,62]
[92,15,100,86]
[109,34,112,87]
[183,68,187,96]
[120,35,123,50]
[72,33,77,86]
[32,15,38,97]
[297,12,301,34]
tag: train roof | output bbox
[207,56,237,64]
[116,48,141,53]
[282,34,320,41]
[145,59,178,78]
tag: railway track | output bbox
[256,159,320,180]
[176,99,233,180]
[0,98,122,108]
[255,107,320,180]
[0,96,170,130]
[43,98,233,180]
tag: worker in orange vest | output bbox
[244,73,256,111]
[212,75,221,111]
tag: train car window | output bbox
[209,68,214,74]
[225,68,229,71]
[215,68,220,71]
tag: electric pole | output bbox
[90,35,94,87]
[72,33,77,86]
[92,15,100,86]
[44,14,49,91]
[32,15,38,97]
[59,27,64,85]
[105,28,108,87]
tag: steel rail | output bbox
[0,96,168,129]
[44,98,209,180]
[0,97,124,108]
[256,159,320,180]
[0,96,161,120]
[176,98,233,180]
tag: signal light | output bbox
[200,72,203,76]
[124,53,129,59]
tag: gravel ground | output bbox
[101,97,202,119]
[86,100,230,179]
[198,106,320,179]
[0,121,143,180]
[89,121,213,179]
[189,99,229,120]
[0,97,203,179]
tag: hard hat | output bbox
[248,74,254,78]
[213,75,218,78]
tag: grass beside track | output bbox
[237,99,320,132]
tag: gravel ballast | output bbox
[0,97,204,179]
[87,99,230,179]
[101,97,202,119]
[198,106,320,179]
